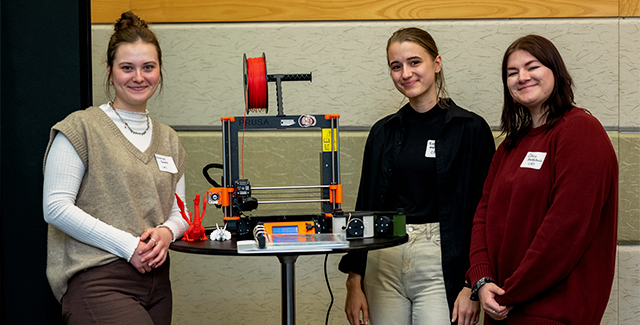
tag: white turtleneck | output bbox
[43,104,188,262]
[102,103,153,149]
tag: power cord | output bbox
[324,253,334,325]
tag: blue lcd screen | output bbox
[272,226,299,234]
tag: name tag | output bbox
[425,140,436,158]
[520,152,547,170]
[155,154,178,173]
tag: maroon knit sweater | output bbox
[467,107,618,325]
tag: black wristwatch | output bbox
[470,277,495,301]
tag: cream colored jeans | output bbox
[364,223,450,325]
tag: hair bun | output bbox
[114,11,148,32]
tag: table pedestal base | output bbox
[277,255,299,325]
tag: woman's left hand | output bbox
[138,226,173,269]
[479,283,512,321]
[452,287,480,325]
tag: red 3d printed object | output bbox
[176,193,209,241]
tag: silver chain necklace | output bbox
[109,101,150,136]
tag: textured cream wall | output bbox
[92,18,640,324]
[620,19,640,127]
[92,19,625,128]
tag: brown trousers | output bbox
[61,257,172,325]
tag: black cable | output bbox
[202,163,223,187]
[324,253,334,325]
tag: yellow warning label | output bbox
[322,129,337,152]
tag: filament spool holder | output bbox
[243,53,312,116]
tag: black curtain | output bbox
[1,0,91,323]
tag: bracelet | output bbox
[470,277,495,301]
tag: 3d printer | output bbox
[203,54,342,238]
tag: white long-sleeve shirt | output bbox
[43,103,188,261]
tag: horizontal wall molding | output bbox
[173,125,374,132]
[92,0,634,23]
[618,127,640,133]
[618,241,640,246]
[175,126,638,133]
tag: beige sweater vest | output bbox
[43,106,187,302]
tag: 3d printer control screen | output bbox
[272,226,299,234]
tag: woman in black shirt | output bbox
[339,27,495,325]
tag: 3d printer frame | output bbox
[206,114,342,235]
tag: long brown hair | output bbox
[500,35,574,150]
[105,11,163,99]
[387,27,449,103]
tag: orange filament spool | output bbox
[243,53,268,114]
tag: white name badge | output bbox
[520,152,547,170]
[155,154,178,174]
[425,140,436,158]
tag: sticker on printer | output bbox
[280,119,295,127]
[298,115,316,127]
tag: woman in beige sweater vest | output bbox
[43,11,187,324]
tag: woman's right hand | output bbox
[129,240,154,273]
[345,272,369,325]
[478,282,512,321]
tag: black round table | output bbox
[170,234,408,325]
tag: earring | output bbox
[513,99,517,104]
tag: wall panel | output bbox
[91,19,621,128]
[622,0,640,16]
[93,0,130,23]
[91,0,621,23]
[620,18,640,127]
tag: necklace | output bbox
[109,101,150,136]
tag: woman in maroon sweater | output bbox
[466,35,618,324]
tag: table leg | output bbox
[277,255,299,325]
